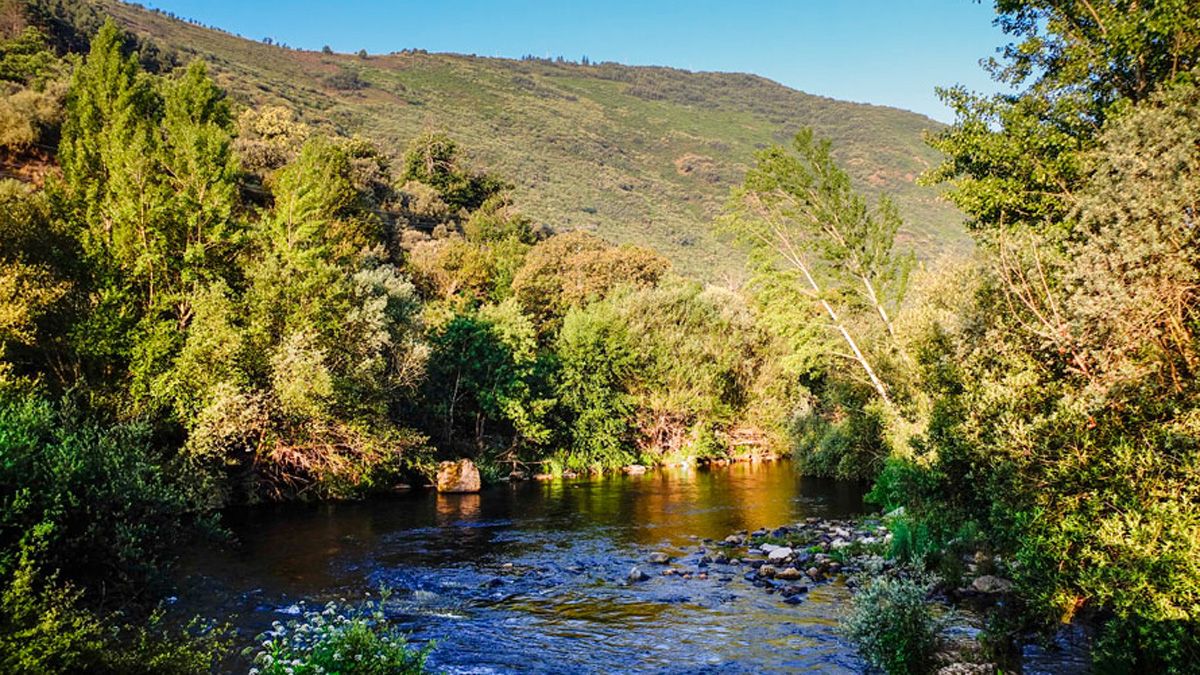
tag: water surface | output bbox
[182,460,872,673]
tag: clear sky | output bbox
[140,0,1013,122]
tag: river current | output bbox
[180,460,877,673]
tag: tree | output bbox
[511,231,669,336]
[727,129,912,406]
[400,132,506,211]
[555,302,638,470]
[925,0,1200,237]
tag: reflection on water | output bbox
[182,460,870,673]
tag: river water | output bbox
[181,460,875,673]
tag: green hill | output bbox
[102,0,967,277]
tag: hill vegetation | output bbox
[88,0,966,277]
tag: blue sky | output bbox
[141,1,1013,122]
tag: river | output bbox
[179,460,876,673]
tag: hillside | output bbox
[103,0,967,277]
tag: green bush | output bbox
[842,574,945,675]
[248,594,429,675]
[0,390,204,597]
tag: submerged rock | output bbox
[436,458,481,493]
[648,552,672,565]
[971,575,1014,594]
[628,566,650,582]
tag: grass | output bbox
[104,0,969,278]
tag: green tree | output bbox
[555,302,638,470]
[727,129,912,406]
[400,131,507,211]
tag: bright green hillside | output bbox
[102,0,966,277]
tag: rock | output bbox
[648,552,672,565]
[830,538,851,550]
[767,547,793,562]
[807,566,824,581]
[775,567,804,580]
[760,543,780,553]
[713,553,729,565]
[935,665,994,675]
[628,566,650,582]
[828,562,843,575]
[436,459,481,493]
[723,535,744,546]
[782,594,805,605]
[623,464,648,474]
[971,575,1014,594]
[781,584,808,597]
[758,565,778,579]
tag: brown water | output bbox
[181,460,873,673]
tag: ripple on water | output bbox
[178,461,872,673]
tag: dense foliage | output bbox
[0,10,821,669]
[864,1,1200,670]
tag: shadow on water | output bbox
[180,460,871,673]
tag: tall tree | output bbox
[727,129,912,406]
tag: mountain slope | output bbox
[101,0,967,277]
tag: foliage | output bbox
[423,303,553,452]
[925,0,1200,235]
[902,3,1200,668]
[0,390,204,596]
[400,131,506,212]
[842,573,945,675]
[0,388,229,673]
[554,302,639,470]
[512,230,669,335]
[790,379,888,480]
[248,595,429,675]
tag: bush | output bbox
[842,574,945,675]
[248,593,429,675]
[0,390,204,597]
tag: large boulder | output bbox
[436,459,481,493]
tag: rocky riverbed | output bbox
[619,514,1090,675]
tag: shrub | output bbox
[248,593,429,675]
[0,391,203,597]
[842,574,945,675]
